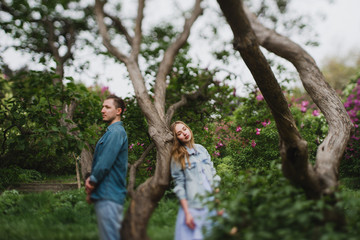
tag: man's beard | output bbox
[103,116,115,123]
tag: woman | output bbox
[170,121,221,240]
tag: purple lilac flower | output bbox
[256,94,264,101]
[101,86,109,94]
[301,101,309,107]
[261,119,271,127]
[214,151,220,156]
[344,101,351,108]
[312,110,320,116]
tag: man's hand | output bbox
[85,177,95,204]
[85,177,95,194]
[86,193,93,204]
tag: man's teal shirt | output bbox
[90,121,128,205]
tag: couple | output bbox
[86,95,220,240]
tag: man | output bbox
[85,95,128,240]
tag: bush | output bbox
[0,166,42,191]
[205,86,326,175]
[0,71,104,174]
[0,189,97,240]
[207,163,360,240]
[340,74,360,177]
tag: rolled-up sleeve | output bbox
[171,159,186,200]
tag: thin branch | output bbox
[61,23,75,62]
[153,0,203,120]
[127,142,155,197]
[1,124,15,156]
[104,12,133,45]
[165,77,213,125]
[130,0,145,60]
[45,18,61,62]
[94,0,128,63]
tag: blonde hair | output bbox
[170,121,195,169]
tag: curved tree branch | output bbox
[62,23,75,62]
[127,142,155,198]
[94,0,129,63]
[154,0,203,120]
[243,6,354,193]
[104,12,134,45]
[130,0,145,61]
[217,0,353,198]
[165,77,213,125]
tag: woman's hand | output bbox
[185,212,196,229]
[180,199,196,229]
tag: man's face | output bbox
[101,99,121,124]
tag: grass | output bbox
[0,188,179,240]
[147,197,178,240]
[1,178,359,240]
[0,189,98,240]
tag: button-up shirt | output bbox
[90,121,128,205]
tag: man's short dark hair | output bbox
[106,95,126,116]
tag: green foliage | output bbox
[147,197,178,240]
[0,165,42,191]
[0,0,93,66]
[0,70,103,174]
[0,189,97,240]
[205,84,327,176]
[207,164,360,240]
[321,54,360,91]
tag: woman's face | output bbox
[174,123,192,145]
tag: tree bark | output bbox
[94,0,204,238]
[122,142,172,240]
[217,0,353,199]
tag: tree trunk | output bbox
[60,100,93,180]
[80,144,93,180]
[217,0,353,199]
[94,0,203,238]
[122,143,172,240]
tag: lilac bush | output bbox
[341,76,360,177]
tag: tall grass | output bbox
[0,189,98,240]
[0,188,179,240]
[1,181,359,240]
[147,197,178,240]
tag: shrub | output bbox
[0,166,42,191]
[207,163,360,240]
[0,189,97,240]
[340,74,360,177]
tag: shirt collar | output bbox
[107,121,123,131]
[185,145,198,155]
